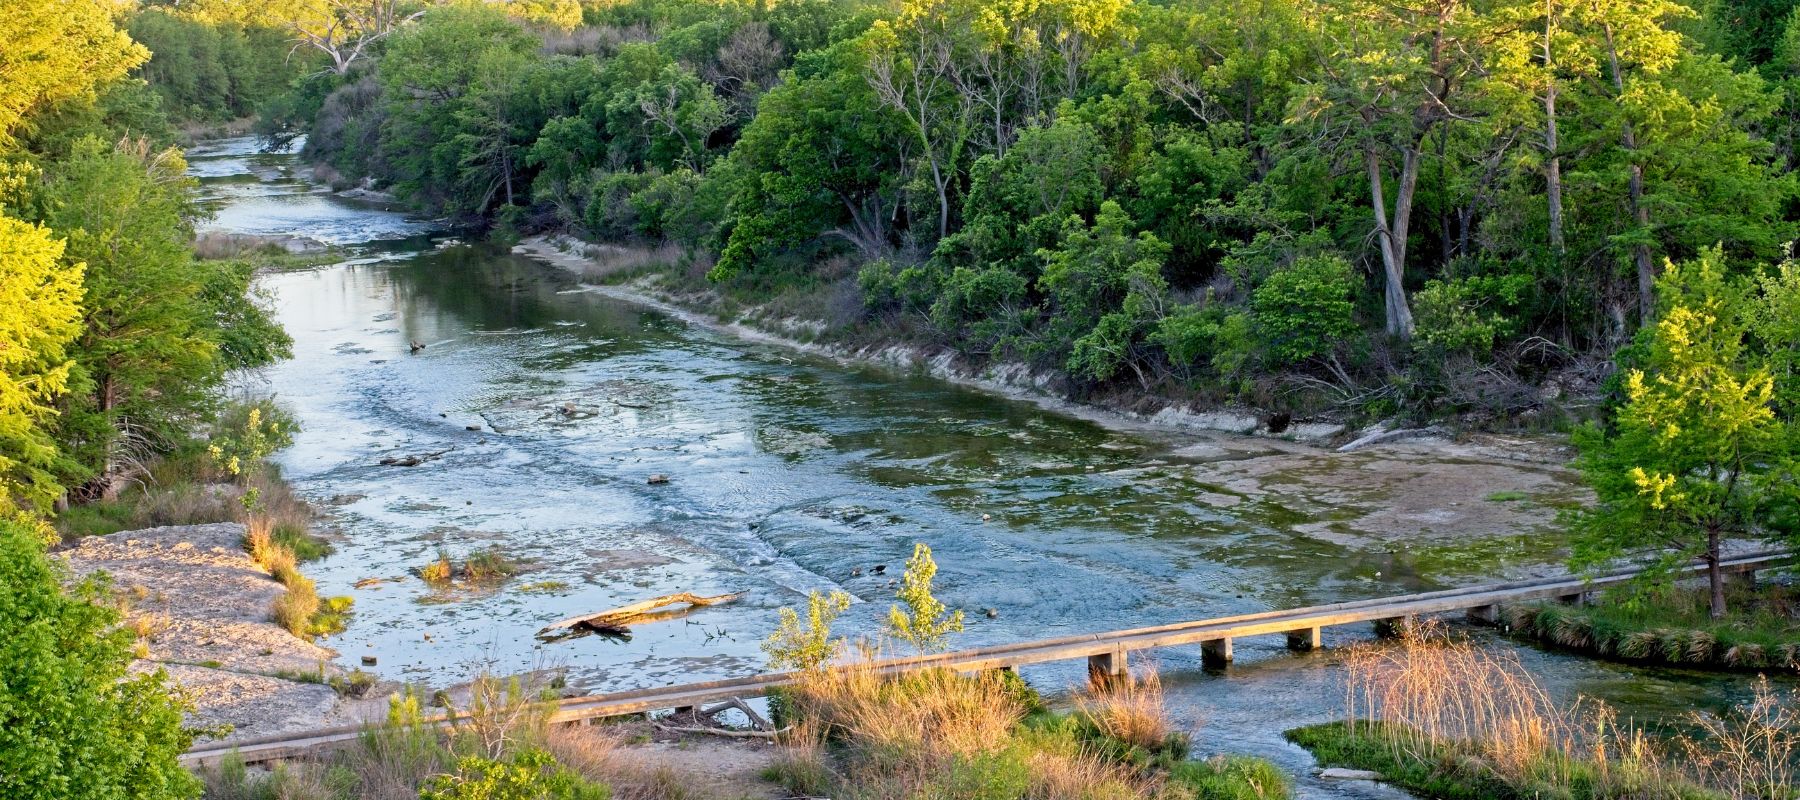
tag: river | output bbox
[191,136,1782,798]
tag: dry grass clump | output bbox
[418,550,454,585]
[763,658,1276,800]
[272,575,322,637]
[1078,665,1177,755]
[1291,620,1800,799]
[1683,676,1800,800]
[547,725,742,800]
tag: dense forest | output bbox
[174,0,1800,424]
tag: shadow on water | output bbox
[198,137,1790,799]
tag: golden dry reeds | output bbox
[1078,664,1174,754]
[1341,620,1685,794]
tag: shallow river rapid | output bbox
[193,136,1783,799]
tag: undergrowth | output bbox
[1504,582,1800,670]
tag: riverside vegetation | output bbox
[3,0,1800,799]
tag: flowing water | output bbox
[193,136,1786,798]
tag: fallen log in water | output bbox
[536,591,745,638]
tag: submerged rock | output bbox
[1318,768,1382,781]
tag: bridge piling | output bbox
[1285,626,1321,651]
[1202,637,1233,667]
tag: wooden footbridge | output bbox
[183,550,1791,768]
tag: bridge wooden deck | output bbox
[183,550,1791,768]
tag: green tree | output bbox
[1037,201,1172,385]
[38,138,223,499]
[0,516,199,799]
[0,0,147,146]
[886,541,965,653]
[0,215,84,514]
[1567,250,1798,618]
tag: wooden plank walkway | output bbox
[183,550,1792,767]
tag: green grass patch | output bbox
[1286,721,1723,800]
[1505,582,1800,670]
[1485,490,1528,502]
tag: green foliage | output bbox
[885,541,965,653]
[763,589,852,670]
[0,214,83,514]
[1566,250,1798,615]
[0,516,199,800]
[1411,273,1530,357]
[419,748,611,800]
[1249,255,1359,367]
[1169,755,1294,800]
[127,11,303,122]
[1037,202,1171,383]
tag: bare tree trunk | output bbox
[1604,24,1656,321]
[1707,527,1726,619]
[1544,9,1565,257]
[1366,146,1418,339]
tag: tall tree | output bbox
[39,138,221,499]
[1295,0,1496,339]
[0,0,147,147]
[0,216,84,514]
[1568,250,1798,618]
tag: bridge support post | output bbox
[1202,638,1233,667]
[1466,605,1500,625]
[1374,615,1415,639]
[1087,650,1128,687]
[1285,626,1321,652]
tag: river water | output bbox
[192,137,1783,798]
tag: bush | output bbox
[419,747,611,800]
[0,516,199,800]
[272,574,322,637]
[1249,254,1358,367]
[1412,273,1529,356]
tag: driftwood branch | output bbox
[652,723,789,739]
[537,592,745,636]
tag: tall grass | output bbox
[1292,621,1794,800]
[769,657,1288,800]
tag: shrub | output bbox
[763,589,851,671]
[1249,254,1358,367]
[419,748,611,800]
[886,541,964,653]
[0,516,199,800]
[273,574,322,637]
[1411,273,1528,356]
